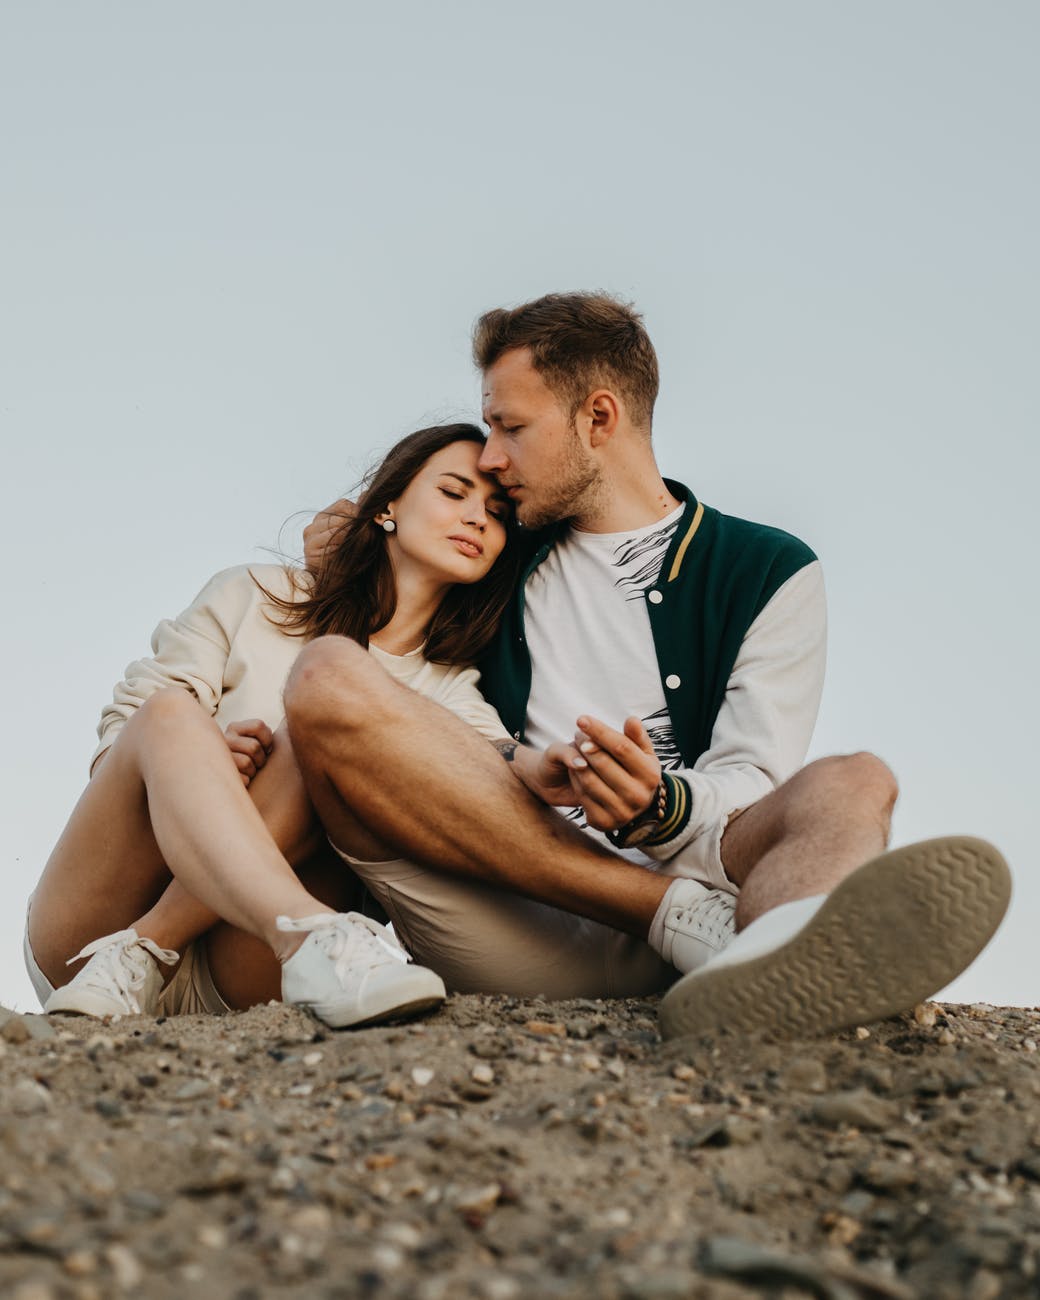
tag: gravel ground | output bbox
[1,995,1039,1300]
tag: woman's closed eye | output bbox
[440,486,508,523]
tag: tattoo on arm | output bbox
[492,739,518,763]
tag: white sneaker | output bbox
[659,836,1012,1042]
[45,929,179,1019]
[653,880,737,973]
[278,912,446,1029]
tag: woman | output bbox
[26,423,516,1028]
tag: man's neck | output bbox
[571,466,681,534]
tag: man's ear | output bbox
[584,389,621,448]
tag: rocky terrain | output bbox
[1,995,1038,1299]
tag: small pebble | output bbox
[288,1204,333,1234]
[105,1244,143,1289]
[524,1020,566,1037]
[812,1089,894,1130]
[453,1183,502,1215]
[9,1078,52,1116]
[411,1066,435,1087]
[471,1063,495,1085]
[173,1079,211,1101]
[1,1015,31,1044]
[63,1251,98,1277]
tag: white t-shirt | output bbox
[523,506,684,861]
[522,510,827,879]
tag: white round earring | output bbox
[381,518,396,533]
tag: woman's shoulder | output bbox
[192,562,303,603]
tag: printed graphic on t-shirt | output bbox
[612,520,680,601]
[564,508,682,837]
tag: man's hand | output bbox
[224,719,274,786]
[568,715,662,831]
[303,498,357,573]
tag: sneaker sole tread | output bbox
[659,836,1011,1042]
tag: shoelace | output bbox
[671,891,736,944]
[65,929,179,1007]
[276,912,411,983]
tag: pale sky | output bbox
[2,2,1037,1011]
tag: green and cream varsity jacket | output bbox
[479,482,827,872]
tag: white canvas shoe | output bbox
[278,912,446,1029]
[653,881,737,973]
[45,929,179,1019]
[659,836,1012,1042]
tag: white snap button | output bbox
[647,589,663,604]
[665,674,681,689]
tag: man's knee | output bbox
[284,635,385,735]
[795,751,899,821]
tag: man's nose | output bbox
[477,435,508,474]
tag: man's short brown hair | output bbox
[473,291,659,429]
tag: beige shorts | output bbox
[24,912,230,1017]
[331,845,676,1000]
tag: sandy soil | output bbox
[1,995,1039,1299]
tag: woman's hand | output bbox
[223,719,274,786]
[303,499,357,573]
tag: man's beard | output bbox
[517,430,601,529]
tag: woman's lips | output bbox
[449,536,483,558]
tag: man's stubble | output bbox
[518,422,605,530]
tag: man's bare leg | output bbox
[285,637,1011,1038]
[719,752,899,930]
[284,637,670,937]
[284,639,908,943]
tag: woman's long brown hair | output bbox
[258,423,519,665]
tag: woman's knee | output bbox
[118,687,202,752]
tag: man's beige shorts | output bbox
[331,845,677,1000]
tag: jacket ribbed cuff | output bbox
[643,772,693,847]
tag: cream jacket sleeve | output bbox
[92,565,302,772]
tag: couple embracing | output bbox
[26,292,1011,1040]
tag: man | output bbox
[292,291,1009,1039]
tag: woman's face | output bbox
[385,440,511,586]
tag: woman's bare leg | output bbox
[130,724,324,951]
[204,841,375,1009]
[30,689,337,989]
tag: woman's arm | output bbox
[92,565,262,773]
